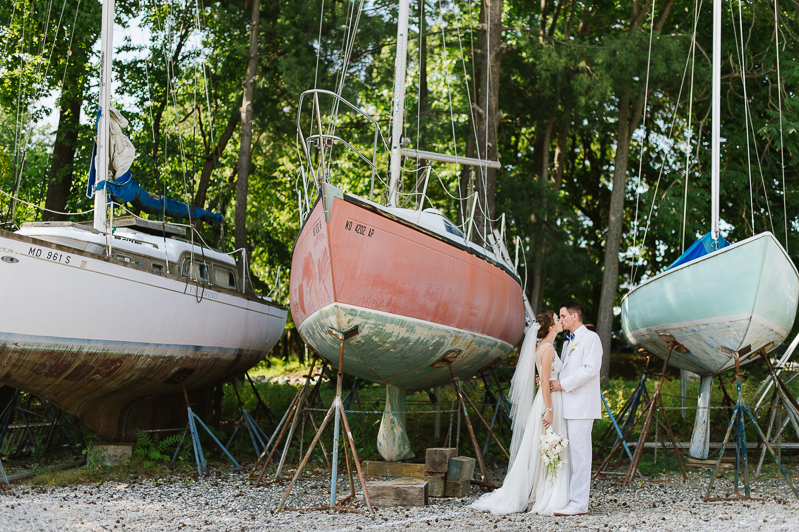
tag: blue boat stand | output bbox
[704,347,799,501]
[171,380,240,475]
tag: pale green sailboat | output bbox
[620,0,799,459]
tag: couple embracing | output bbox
[471,301,602,516]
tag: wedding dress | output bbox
[470,340,571,515]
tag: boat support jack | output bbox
[594,335,688,486]
[703,346,799,501]
[171,379,241,475]
[266,326,374,514]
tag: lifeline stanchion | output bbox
[171,380,240,476]
[704,346,799,501]
[594,334,687,486]
[275,326,373,514]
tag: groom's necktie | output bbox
[565,332,575,342]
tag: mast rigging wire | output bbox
[774,0,788,251]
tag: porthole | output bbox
[1,256,19,264]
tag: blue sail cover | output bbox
[667,232,730,270]
[93,172,224,225]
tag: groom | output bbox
[549,301,602,516]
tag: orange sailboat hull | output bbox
[290,192,525,392]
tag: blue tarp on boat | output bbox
[667,232,730,270]
[94,173,224,225]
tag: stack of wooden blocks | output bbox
[424,448,476,498]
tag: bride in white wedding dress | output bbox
[470,311,571,515]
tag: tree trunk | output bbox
[595,0,675,384]
[43,53,85,221]
[472,0,504,246]
[596,90,632,384]
[234,0,261,254]
[194,105,240,209]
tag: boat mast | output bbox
[387,0,410,208]
[710,0,720,240]
[93,0,115,233]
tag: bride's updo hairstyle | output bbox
[535,311,556,338]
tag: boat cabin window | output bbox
[213,266,237,290]
[182,259,210,283]
[152,263,164,272]
[443,219,463,238]
[115,254,132,263]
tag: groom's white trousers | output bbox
[566,419,594,512]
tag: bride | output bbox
[470,311,571,515]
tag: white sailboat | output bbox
[620,0,799,459]
[0,0,287,441]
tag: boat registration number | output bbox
[344,220,375,238]
[28,246,72,264]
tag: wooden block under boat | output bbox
[425,447,457,473]
[363,461,425,478]
[361,480,428,507]
[443,479,471,498]
[446,456,476,482]
[425,475,445,497]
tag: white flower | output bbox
[539,428,568,486]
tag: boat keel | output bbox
[377,384,414,462]
[689,375,714,459]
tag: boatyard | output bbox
[3,468,799,531]
[3,0,799,528]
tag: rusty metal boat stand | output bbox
[594,334,688,486]
[434,351,509,490]
[265,326,374,514]
[703,345,799,501]
[250,353,330,485]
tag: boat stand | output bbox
[703,347,799,501]
[476,358,513,458]
[244,372,281,428]
[225,380,270,459]
[250,354,330,486]
[754,371,799,478]
[0,451,7,487]
[595,354,651,461]
[594,336,687,486]
[434,351,509,490]
[271,326,374,514]
[171,380,240,475]
[0,389,44,466]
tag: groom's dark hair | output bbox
[560,301,584,322]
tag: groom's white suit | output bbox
[559,324,602,513]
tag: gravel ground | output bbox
[2,466,799,531]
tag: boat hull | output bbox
[0,231,288,440]
[290,195,525,392]
[621,232,799,376]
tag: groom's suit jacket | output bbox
[559,325,603,419]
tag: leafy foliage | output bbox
[133,429,185,468]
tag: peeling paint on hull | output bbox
[290,196,525,391]
[0,230,288,440]
[621,232,799,376]
[298,303,515,392]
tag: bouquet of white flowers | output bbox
[539,429,569,485]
